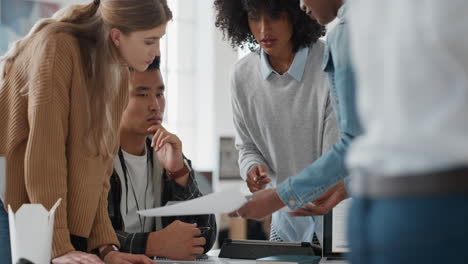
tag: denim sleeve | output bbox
[277,22,362,210]
[277,133,353,210]
[321,92,340,156]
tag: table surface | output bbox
[153,249,255,263]
[153,250,349,264]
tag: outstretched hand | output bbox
[290,181,348,216]
[228,188,285,220]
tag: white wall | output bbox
[161,0,238,181]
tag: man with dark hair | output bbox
[214,0,339,243]
[107,57,216,261]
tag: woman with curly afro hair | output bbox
[215,0,339,244]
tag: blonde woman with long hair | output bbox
[0,0,172,263]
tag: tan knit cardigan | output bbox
[0,33,129,258]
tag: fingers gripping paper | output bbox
[138,190,248,217]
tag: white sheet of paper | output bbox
[332,198,351,253]
[138,190,248,217]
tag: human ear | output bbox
[110,28,122,47]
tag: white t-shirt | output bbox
[114,147,155,233]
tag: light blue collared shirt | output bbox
[260,46,309,82]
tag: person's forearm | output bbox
[238,145,267,180]
[170,155,192,188]
[277,135,350,210]
[232,93,268,180]
[167,173,198,199]
[115,230,150,255]
[88,174,120,251]
[174,173,189,187]
[25,88,74,258]
[146,231,162,257]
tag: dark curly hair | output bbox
[214,0,325,53]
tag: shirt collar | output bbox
[260,46,309,82]
[337,4,346,22]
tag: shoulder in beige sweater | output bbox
[0,32,129,257]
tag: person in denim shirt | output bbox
[231,0,362,219]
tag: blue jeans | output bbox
[0,199,12,264]
[348,195,468,264]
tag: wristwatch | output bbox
[167,158,191,180]
[99,244,119,260]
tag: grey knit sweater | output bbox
[231,41,339,242]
